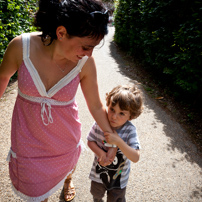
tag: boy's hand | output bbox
[104,130,120,146]
[101,131,119,166]
[98,150,107,166]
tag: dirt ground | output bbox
[0,26,202,202]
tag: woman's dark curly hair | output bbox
[34,0,109,45]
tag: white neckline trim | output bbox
[22,33,88,98]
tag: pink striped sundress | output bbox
[7,33,88,201]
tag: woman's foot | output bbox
[63,178,76,201]
[41,199,48,202]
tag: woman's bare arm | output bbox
[0,36,22,98]
[80,56,117,165]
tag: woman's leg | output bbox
[63,167,76,201]
[41,199,48,202]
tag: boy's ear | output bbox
[129,115,134,121]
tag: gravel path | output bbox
[0,26,201,202]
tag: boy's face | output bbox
[107,102,131,130]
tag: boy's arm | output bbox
[116,139,140,163]
[87,140,107,166]
[104,131,140,163]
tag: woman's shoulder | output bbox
[82,56,95,67]
[30,31,42,36]
[1,34,23,74]
[29,32,42,41]
[8,34,22,48]
[29,32,43,48]
[7,32,41,52]
[4,35,23,66]
[10,31,40,44]
[5,32,41,66]
[82,56,96,71]
[79,56,96,79]
[8,32,40,57]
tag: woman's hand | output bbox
[103,147,117,166]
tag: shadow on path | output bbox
[108,38,202,170]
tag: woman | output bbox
[0,0,116,201]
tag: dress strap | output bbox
[21,33,30,60]
[77,56,89,72]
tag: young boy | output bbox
[87,84,143,202]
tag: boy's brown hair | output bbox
[106,84,143,120]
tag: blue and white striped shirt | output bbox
[87,121,141,190]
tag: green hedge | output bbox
[0,0,38,64]
[114,0,202,101]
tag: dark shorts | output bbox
[90,181,126,202]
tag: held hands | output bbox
[99,148,117,166]
[98,150,107,166]
[104,146,117,165]
[98,150,111,166]
[98,131,120,166]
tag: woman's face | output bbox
[61,35,103,62]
